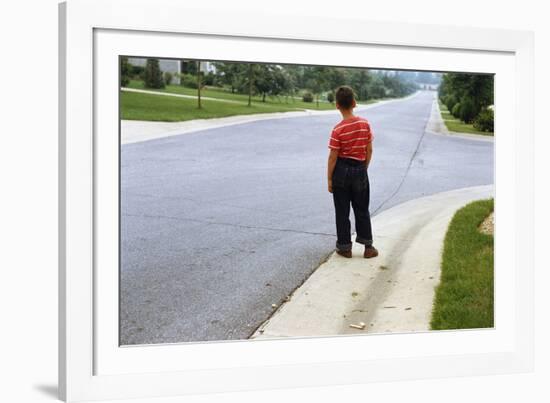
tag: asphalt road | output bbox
[120,91,494,345]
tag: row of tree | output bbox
[210,63,420,106]
[120,57,424,109]
[439,73,494,132]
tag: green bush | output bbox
[473,108,494,132]
[131,65,145,79]
[144,59,165,89]
[326,91,335,103]
[203,72,216,86]
[164,72,173,86]
[451,102,462,118]
[444,94,459,112]
[181,74,198,89]
[302,92,314,103]
[459,97,477,123]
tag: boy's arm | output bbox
[365,141,373,168]
[327,149,339,193]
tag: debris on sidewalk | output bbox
[383,306,396,309]
[349,322,366,330]
[271,304,278,309]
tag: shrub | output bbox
[473,108,494,132]
[203,72,216,86]
[302,92,314,103]
[444,94,458,112]
[164,72,173,86]
[326,91,335,104]
[451,102,462,118]
[144,59,164,89]
[459,97,477,123]
[131,65,145,79]
[181,74,198,89]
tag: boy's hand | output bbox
[327,149,339,194]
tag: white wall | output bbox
[0,1,547,402]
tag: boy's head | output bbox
[335,86,356,111]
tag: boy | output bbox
[327,86,378,259]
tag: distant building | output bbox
[128,58,181,84]
[128,58,217,85]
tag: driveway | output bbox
[120,91,493,344]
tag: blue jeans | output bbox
[332,157,373,252]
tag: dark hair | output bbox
[335,86,355,109]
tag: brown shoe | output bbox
[364,246,379,259]
[336,250,352,258]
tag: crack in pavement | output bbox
[371,114,430,216]
[123,212,336,238]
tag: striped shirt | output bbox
[328,116,374,161]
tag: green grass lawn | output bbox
[125,79,335,111]
[430,199,494,330]
[439,101,494,136]
[121,90,315,121]
[121,80,391,121]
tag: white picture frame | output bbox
[59,0,534,401]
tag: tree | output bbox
[144,58,164,89]
[120,57,132,87]
[351,69,371,101]
[305,66,329,107]
[280,68,297,102]
[196,60,202,109]
[325,67,347,93]
[213,62,248,93]
[439,73,494,124]
[459,97,476,123]
[254,64,276,102]
[368,75,386,99]
[248,63,254,106]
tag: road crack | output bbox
[371,107,431,215]
[123,212,336,238]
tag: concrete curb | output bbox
[121,92,422,145]
[427,95,450,134]
[251,185,493,339]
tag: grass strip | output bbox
[430,198,494,330]
[125,80,335,112]
[438,101,494,136]
[120,91,311,122]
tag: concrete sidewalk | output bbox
[251,185,493,339]
[121,92,421,145]
[122,87,243,104]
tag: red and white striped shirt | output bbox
[328,116,374,161]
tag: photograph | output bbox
[119,57,495,346]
